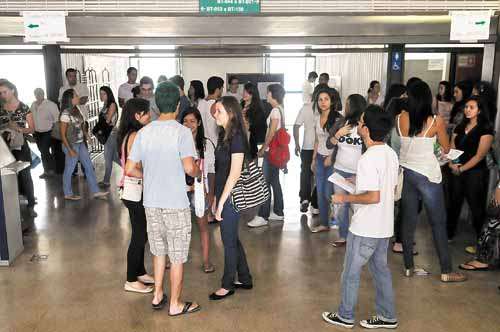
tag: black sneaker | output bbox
[360,316,398,329]
[300,200,309,213]
[322,312,354,329]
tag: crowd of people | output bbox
[0,65,499,329]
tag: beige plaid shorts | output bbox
[144,207,192,264]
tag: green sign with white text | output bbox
[199,0,260,15]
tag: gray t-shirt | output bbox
[128,120,196,209]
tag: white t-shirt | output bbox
[198,99,218,173]
[265,107,283,152]
[118,82,138,104]
[334,126,363,174]
[315,114,333,157]
[58,83,90,121]
[224,91,242,101]
[30,100,60,133]
[302,80,314,104]
[349,144,399,238]
[294,103,315,150]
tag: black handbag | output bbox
[92,114,113,145]
[231,160,270,212]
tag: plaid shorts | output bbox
[144,207,192,264]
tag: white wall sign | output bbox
[450,11,491,42]
[22,11,69,44]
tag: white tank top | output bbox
[398,115,442,183]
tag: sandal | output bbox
[459,261,489,271]
[441,272,467,283]
[169,302,201,316]
[203,264,215,274]
[152,295,168,310]
[311,225,330,233]
[332,240,346,247]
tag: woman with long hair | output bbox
[60,89,108,201]
[473,81,498,122]
[447,96,494,253]
[434,81,453,130]
[383,83,407,110]
[188,80,205,108]
[180,106,214,273]
[247,84,286,228]
[367,80,384,106]
[310,86,343,233]
[398,81,466,282]
[326,94,366,243]
[450,80,473,131]
[99,86,120,187]
[241,82,267,159]
[0,79,37,217]
[210,96,252,300]
[116,98,155,293]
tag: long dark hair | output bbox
[116,98,150,157]
[473,80,497,122]
[407,81,434,136]
[367,80,380,94]
[243,82,265,124]
[189,80,205,101]
[345,94,366,125]
[436,81,452,102]
[61,88,79,115]
[219,96,249,156]
[313,86,342,132]
[383,83,406,110]
[451,80,473,122]
[459,95,492,129]
[100,86,116,109]
[180,107,206,159]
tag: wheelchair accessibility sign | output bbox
[392,52,402,71]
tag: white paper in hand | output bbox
[445,149,464,161]
[328,172,355,194]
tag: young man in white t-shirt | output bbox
[118,67,138,108]
[322,105,399,330]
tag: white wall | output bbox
[181,57,263,94]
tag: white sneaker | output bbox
[310,207,320,215]
[247,216,269,228]
[269,212,284,221]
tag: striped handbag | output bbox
[231,160,270,212]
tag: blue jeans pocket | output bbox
[359,241,377,261]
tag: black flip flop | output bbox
[152,296,168,310]
[169,302,201,317]
[458,264,489,271]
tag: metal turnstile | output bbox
[0,138,28,266]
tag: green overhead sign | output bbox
[200,0,260,15]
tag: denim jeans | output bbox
[333,168,355,239]
[62,143,100,196]
[338,232,396,323]
[300,149,318,208]
[316,154,333,227]
[103,131,120,184]
[258,154,284,220]
[220,200,252,290]
[401,168,452,274]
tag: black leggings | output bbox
[12,143,36,208]
[447,169,489,240]
[123,199,148,282]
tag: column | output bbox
[42,45,63,104]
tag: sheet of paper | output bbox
[445,149,464,161]
[328,172,355,194]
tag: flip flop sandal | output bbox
[331,241,346,247]
[203,265,215,274]
[152,296,168,310]
[458,263,489,271]
[169,302,201,317]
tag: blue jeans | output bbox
[220,200,252,290]
[103,131,120,184]
[401,168,452,273]
[338,232,397,323]
[333,168,355,239]
[258,154,284,220]
[63,143,100,196]
[316,154,333,227]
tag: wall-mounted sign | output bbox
[450,11,491,42]
[22,11,69,44]
[391,52,402,71]
[200,0,260,15]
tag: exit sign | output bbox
[200,0,260,15]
